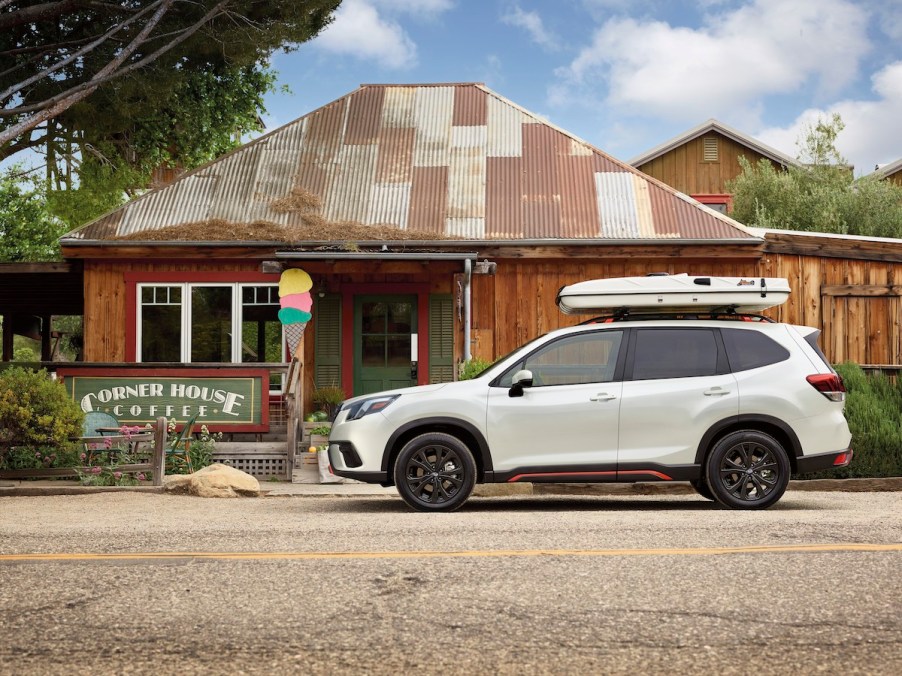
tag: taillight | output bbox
[806,374,846,402]
[833,450,853,466]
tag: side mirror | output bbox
[509,369,533,398]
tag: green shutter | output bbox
[429,294,454,383]
[314,294,342,389]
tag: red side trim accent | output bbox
[508,471,617,482]
[617,470,673,481]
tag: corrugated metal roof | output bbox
[66,84,758,242]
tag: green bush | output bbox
[0,367,83,451]
[458,357,494,381]
[799,363,902,479]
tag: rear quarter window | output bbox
[721,328,790,372]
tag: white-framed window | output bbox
[137,283,284,368]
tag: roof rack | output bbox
[578,309,776,325]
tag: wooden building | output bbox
[20,83,902,448]
[630,119,799,214]
[869,158,902,186]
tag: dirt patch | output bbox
[112,217,461,243]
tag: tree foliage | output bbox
[1,0,340,228]
[0,167,65,261]
[728,115,902,237]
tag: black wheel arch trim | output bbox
[380,417,493,474]
[694,414,803,466]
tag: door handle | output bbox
[589,393,617,401]
[703,387,730,396]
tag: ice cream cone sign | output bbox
[278,268,313,359]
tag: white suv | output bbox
[327,314,852,511]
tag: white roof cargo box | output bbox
[556,274,791,315]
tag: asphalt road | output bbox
[1,491,900,675]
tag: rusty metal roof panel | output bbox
[413,86,454,167]
[64,82,759,244]
[486,93,525,157]
[369,182,411,229]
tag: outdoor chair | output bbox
[165,413,200,474]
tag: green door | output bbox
[354,295,417,395]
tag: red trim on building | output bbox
[690,193,734,213]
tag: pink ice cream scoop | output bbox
[280,292,313,313]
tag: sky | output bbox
[263,0,902,176]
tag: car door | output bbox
[618,327,738,474]
[486,329,624,476]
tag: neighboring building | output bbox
[629,119,800,214]
[869,158,902,186]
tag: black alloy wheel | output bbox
[393,432,476,512]
[705,430,790,510]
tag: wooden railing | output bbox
[0,417,167,486]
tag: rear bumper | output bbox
[795,448,853,473]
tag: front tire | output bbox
[705,431,790,510]
[393,433,476,512]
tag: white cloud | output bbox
[556,0,871,123]
[756,61,902,175]
[313,0,417,69]
[501,5,559,50]
[372,0,454,17]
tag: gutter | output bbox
[59,237,762,248]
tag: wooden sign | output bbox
[58,368,269,431]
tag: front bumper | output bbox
[795,448,853,473]
[327,442,389,484]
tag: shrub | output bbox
[458,357,493,381]
[798,363,902,479]
[312,385,345,419]
[0,367,83,451]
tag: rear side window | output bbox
[803,330,832,369]
[721,328,790,372]
[631,328,718,380]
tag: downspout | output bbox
[463,258,472,363]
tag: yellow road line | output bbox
[1,543,900,563]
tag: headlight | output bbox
[341,394,400,421]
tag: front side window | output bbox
[138,284,281,367]
[498,331,623,387]
[631,328,718,380]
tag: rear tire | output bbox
[705,430,790,510]
[690,478,716,501]
[393,433,476,512]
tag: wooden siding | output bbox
[81,252,902,414]
[636,131,783,196]
[472,254,902,368]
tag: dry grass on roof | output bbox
[112,218,462,242]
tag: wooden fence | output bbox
[0,417,167,486]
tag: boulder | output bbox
[164,463,260,498]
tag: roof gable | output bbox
[65,85,757,244]
[629,119,799,170]
[868,157,902,181]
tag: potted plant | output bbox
[311,385,346,421]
